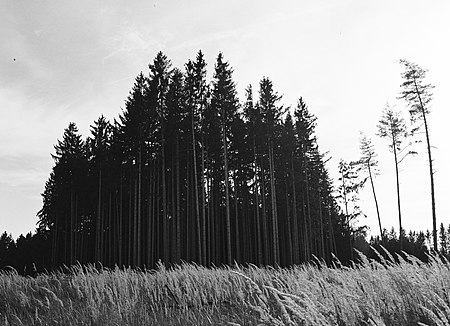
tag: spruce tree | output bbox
[211,53,239,265]
[258,77,283,265]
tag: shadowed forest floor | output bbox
[1,250,450,325]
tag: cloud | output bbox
[0,155,49,189]
[103,25,158,63]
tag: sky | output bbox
[1,0,449,240]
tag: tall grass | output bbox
[1,249,450,325]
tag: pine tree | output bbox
[353,133,382,239]
[399,59,437,251]
[377,104,408,249]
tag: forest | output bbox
[0,51,435,273]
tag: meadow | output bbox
[1,249,450,326]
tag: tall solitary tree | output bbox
[353,134,382,239]
[377,105,407,249]
[399,59,437,251]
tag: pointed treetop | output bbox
[52,122,84,162]
[294,97,317,144]
[212,52,238,107]
[258,77,284,128]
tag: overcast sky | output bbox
[1,0,449,239]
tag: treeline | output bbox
[29,50,358,270]
[0,53,438,274]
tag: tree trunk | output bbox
[260,156,269,265]
[392,136,403,250]
[161,124,168,264]
[253,141,262,265]
[222,115,232,265]
[305,158,312,260]
[108,191,112,266]
[414,81,437,251]
[201,140,207,265]
[318,189,325,259]
[284,177,293,265]
[137,147,142,266]
[52,212,58,267]
[290,154,299,264]
[268,140,279,265]
[118,178,123,266]
[234,174,240,263]
[191,107,202,263]
[133,175,138,265]
[96,169,102,262]
[175,137,181,263]
[368,163,382,241]
[70,187,74,265]
[340,167,353,260]
[128,173,132,265]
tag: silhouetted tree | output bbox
[33,50,352,270]
[377,105,408,249]
[353,133,383,240]
[399,59,437,251]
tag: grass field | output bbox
[1,249,450,325]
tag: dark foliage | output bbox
[2,51,421,274]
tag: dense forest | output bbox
[0,52,432,273]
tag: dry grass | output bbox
[1,249,450,325]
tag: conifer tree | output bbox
[86,115,112,263]
[337,159,365,260]
[377,105,408,249]
[52,122,88,265]
[211,53,239,264]
[118,72,148,266]
[166,68,185,263]
[36,50,353,269]
[293,98,317,260]
[399,59,437,251]
[243,85,265,265]
[148,51,173,264]
[258,77,284,265]
[353,134,382,239]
